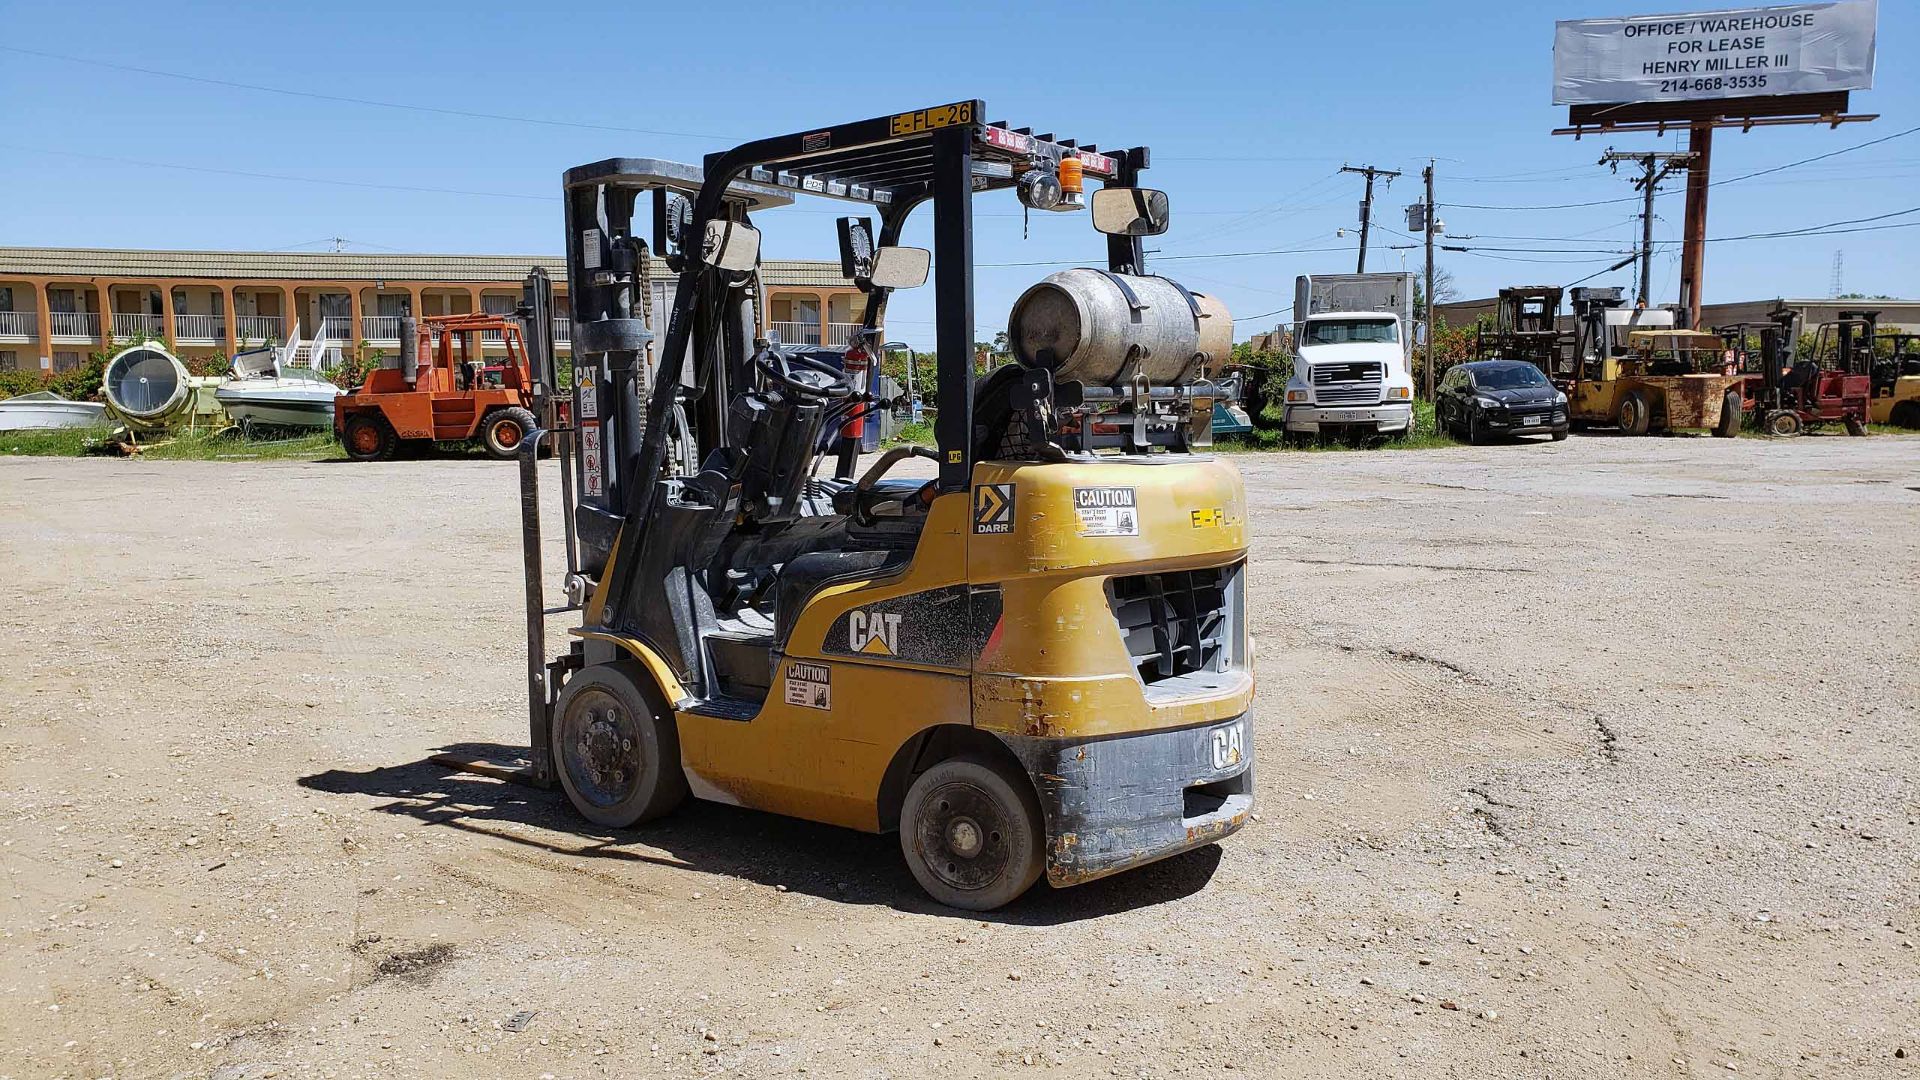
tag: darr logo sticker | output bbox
[1191,507,1223,529]
[848,610,901,656]
[973,483,1015,534]
[784,661,832,710]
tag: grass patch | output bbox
[883,419,935,449]
[1219,400,1468,452]
[0,426,345,461]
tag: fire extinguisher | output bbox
[834,342,871,479]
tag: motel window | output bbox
[0,351,16,371]
[0,287,12,312]
[47,288,76,314]
[53,351,81,372]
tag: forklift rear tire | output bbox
[1713,391,1743,438]
[341,413,397,462]
[1843,415,1867,437]
[553,662,688,829]
[1891,401,1920,430]
[900,755,1044,911]
[481,406,539,461]
[1764,410,1802,437]
[1618,392,1651,436]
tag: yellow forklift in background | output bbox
[1564,287,1742,437]
[485,108,1252,911]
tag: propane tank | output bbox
[1007,269,1233,385]
[100,344,225,433]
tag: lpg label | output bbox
[1073,486,1139,537]
[784,662,832,711]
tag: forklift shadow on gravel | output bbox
[297,746,1223,926]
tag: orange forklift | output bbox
[335,312,541,461]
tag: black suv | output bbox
[1436,360,1569,443]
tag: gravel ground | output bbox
[1,434,1916,1080]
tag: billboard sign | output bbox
[1553,0,1877,105]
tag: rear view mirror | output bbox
[1091,187,1171,237]
[702,219,761,271]
[869,246,930,290]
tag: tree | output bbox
[1412,266,1458,319]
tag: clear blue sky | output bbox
[1,0,1912,347]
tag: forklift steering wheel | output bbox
[754,347,853,400]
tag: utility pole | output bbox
[1599,150,1693,309]
[1422,161,1436,402]
[1341,164,1401,273]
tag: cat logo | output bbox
[848,610,902,656]
[1209,720,1245,772]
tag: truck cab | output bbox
[1282,311,1416,440]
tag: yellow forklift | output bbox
[1564,287,1742,437]
[494,108,1251,910]
[1869,322,1920,429]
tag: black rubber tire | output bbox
[1843,414,1867,438]
[341,413,397,462]
[1713,391,1743,438]
[899,754,1044,911]
[1551,428,1569,442]
[1618,392,1651,436]
[1467,411,1486,445]
[552,662,688,829]
[480,406,538,461]
[1764,410,1802,437]
[1891,401,1920,430]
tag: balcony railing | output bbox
[552,317,572,345]
[319,316,353,342]
[50,312,99,339]
[771,320,822,346]
[0,311,35,338]
[235,315,282,343]
[362,315,403,341]
[173,314,226,341]
[113,313,163,338]
[826,322,862,347]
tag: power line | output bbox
[0,44,733,140]
[0,144,556,201]
[1453,124,1920,211]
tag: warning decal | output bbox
[973,483,1015,534]
[784,661,832,711]
[1073,487,1139,537]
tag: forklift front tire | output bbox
[1618,392,1651,436]
[481,406,539,461]
[1843,415,1867,438]
[341,413,397,462]
[1713,391,1743,438]
[900,755,1044,911]
[553,662,687,829]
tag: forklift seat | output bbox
[773,549,910,648]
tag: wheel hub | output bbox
[915,782,1012,892]
[562,690,640,807]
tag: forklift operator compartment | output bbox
[498,101,1255,911]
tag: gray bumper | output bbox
[1000,714,1254,887]
[1284,403,1413,433]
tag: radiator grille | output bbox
[1310,362,1384,406]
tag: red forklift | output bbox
[1724,306,1869,437]
[335,311,543,460]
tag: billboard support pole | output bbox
[1678,122,1713,329]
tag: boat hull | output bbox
[214,383,337,430]
[0,399,110,431]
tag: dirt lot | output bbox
[2,435,1916,1080]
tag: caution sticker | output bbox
[973,483,1015,534]
[1074,487,1138,537]
[783,661,832,711]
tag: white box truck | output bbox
[1283,273,1418,441]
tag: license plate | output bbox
[1208,720,1246,772]
[1522,415,1543,426]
